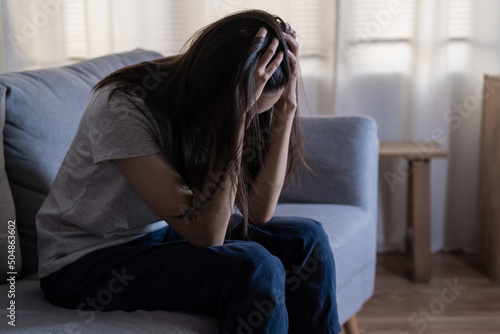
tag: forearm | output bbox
[248,111,294,225]
[187,126,244,246]
[193,155,241,245]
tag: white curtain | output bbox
[62,0,336,115]
[0,0,67,72]
[335,0,500,253]
[0,0,336,115]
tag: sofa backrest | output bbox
[279,116,379,216]
[0,49,163,275]
[0,85,21,283]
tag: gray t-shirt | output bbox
[36,86,170,279]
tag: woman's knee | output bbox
[271,216,329,242]
[266,217,334,267]
[222,242,286,285]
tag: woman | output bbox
[36,9,341,334]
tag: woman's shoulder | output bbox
[84,82,170,155]
[85,83,153,122]
[91,83,140,107]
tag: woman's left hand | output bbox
[274,30,299,121]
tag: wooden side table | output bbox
[379,141,447,283]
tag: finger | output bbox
[266,51,283,74]
[285,34,299,57]
[254,27,267,40]
[256,38,279,70]
[287,49,299,77]
[284,23,295,38]
[252,27,268,52]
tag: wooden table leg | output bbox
[343,314,360,334]
[408,159,431,283]
[406,163,414,257]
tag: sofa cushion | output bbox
[0,49,163,274]
[0,275,219,334]
[0,86,22,283]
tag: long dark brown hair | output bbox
[93,9,304,237]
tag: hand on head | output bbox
[253,27,284,104]
[252,26,299,119]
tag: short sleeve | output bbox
[85,87,163,165]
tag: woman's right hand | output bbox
[253,27,284,103]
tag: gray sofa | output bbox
[0,49,379,333]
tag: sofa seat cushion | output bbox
[274,203,376,291]
[0,275,219,334]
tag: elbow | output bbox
[176,215,226,248]
[190,238,224,248]
[187,229,225,248]
[248,200,277,226]
[252,217,272,226]
[250,210,275,226]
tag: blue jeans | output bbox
[40,214,341,334]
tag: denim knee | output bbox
[225,241,287,286]
[269,217,332,257]
[219,242,288,332]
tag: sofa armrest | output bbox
[279,115,379,219]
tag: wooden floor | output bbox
[355,252,500,334]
